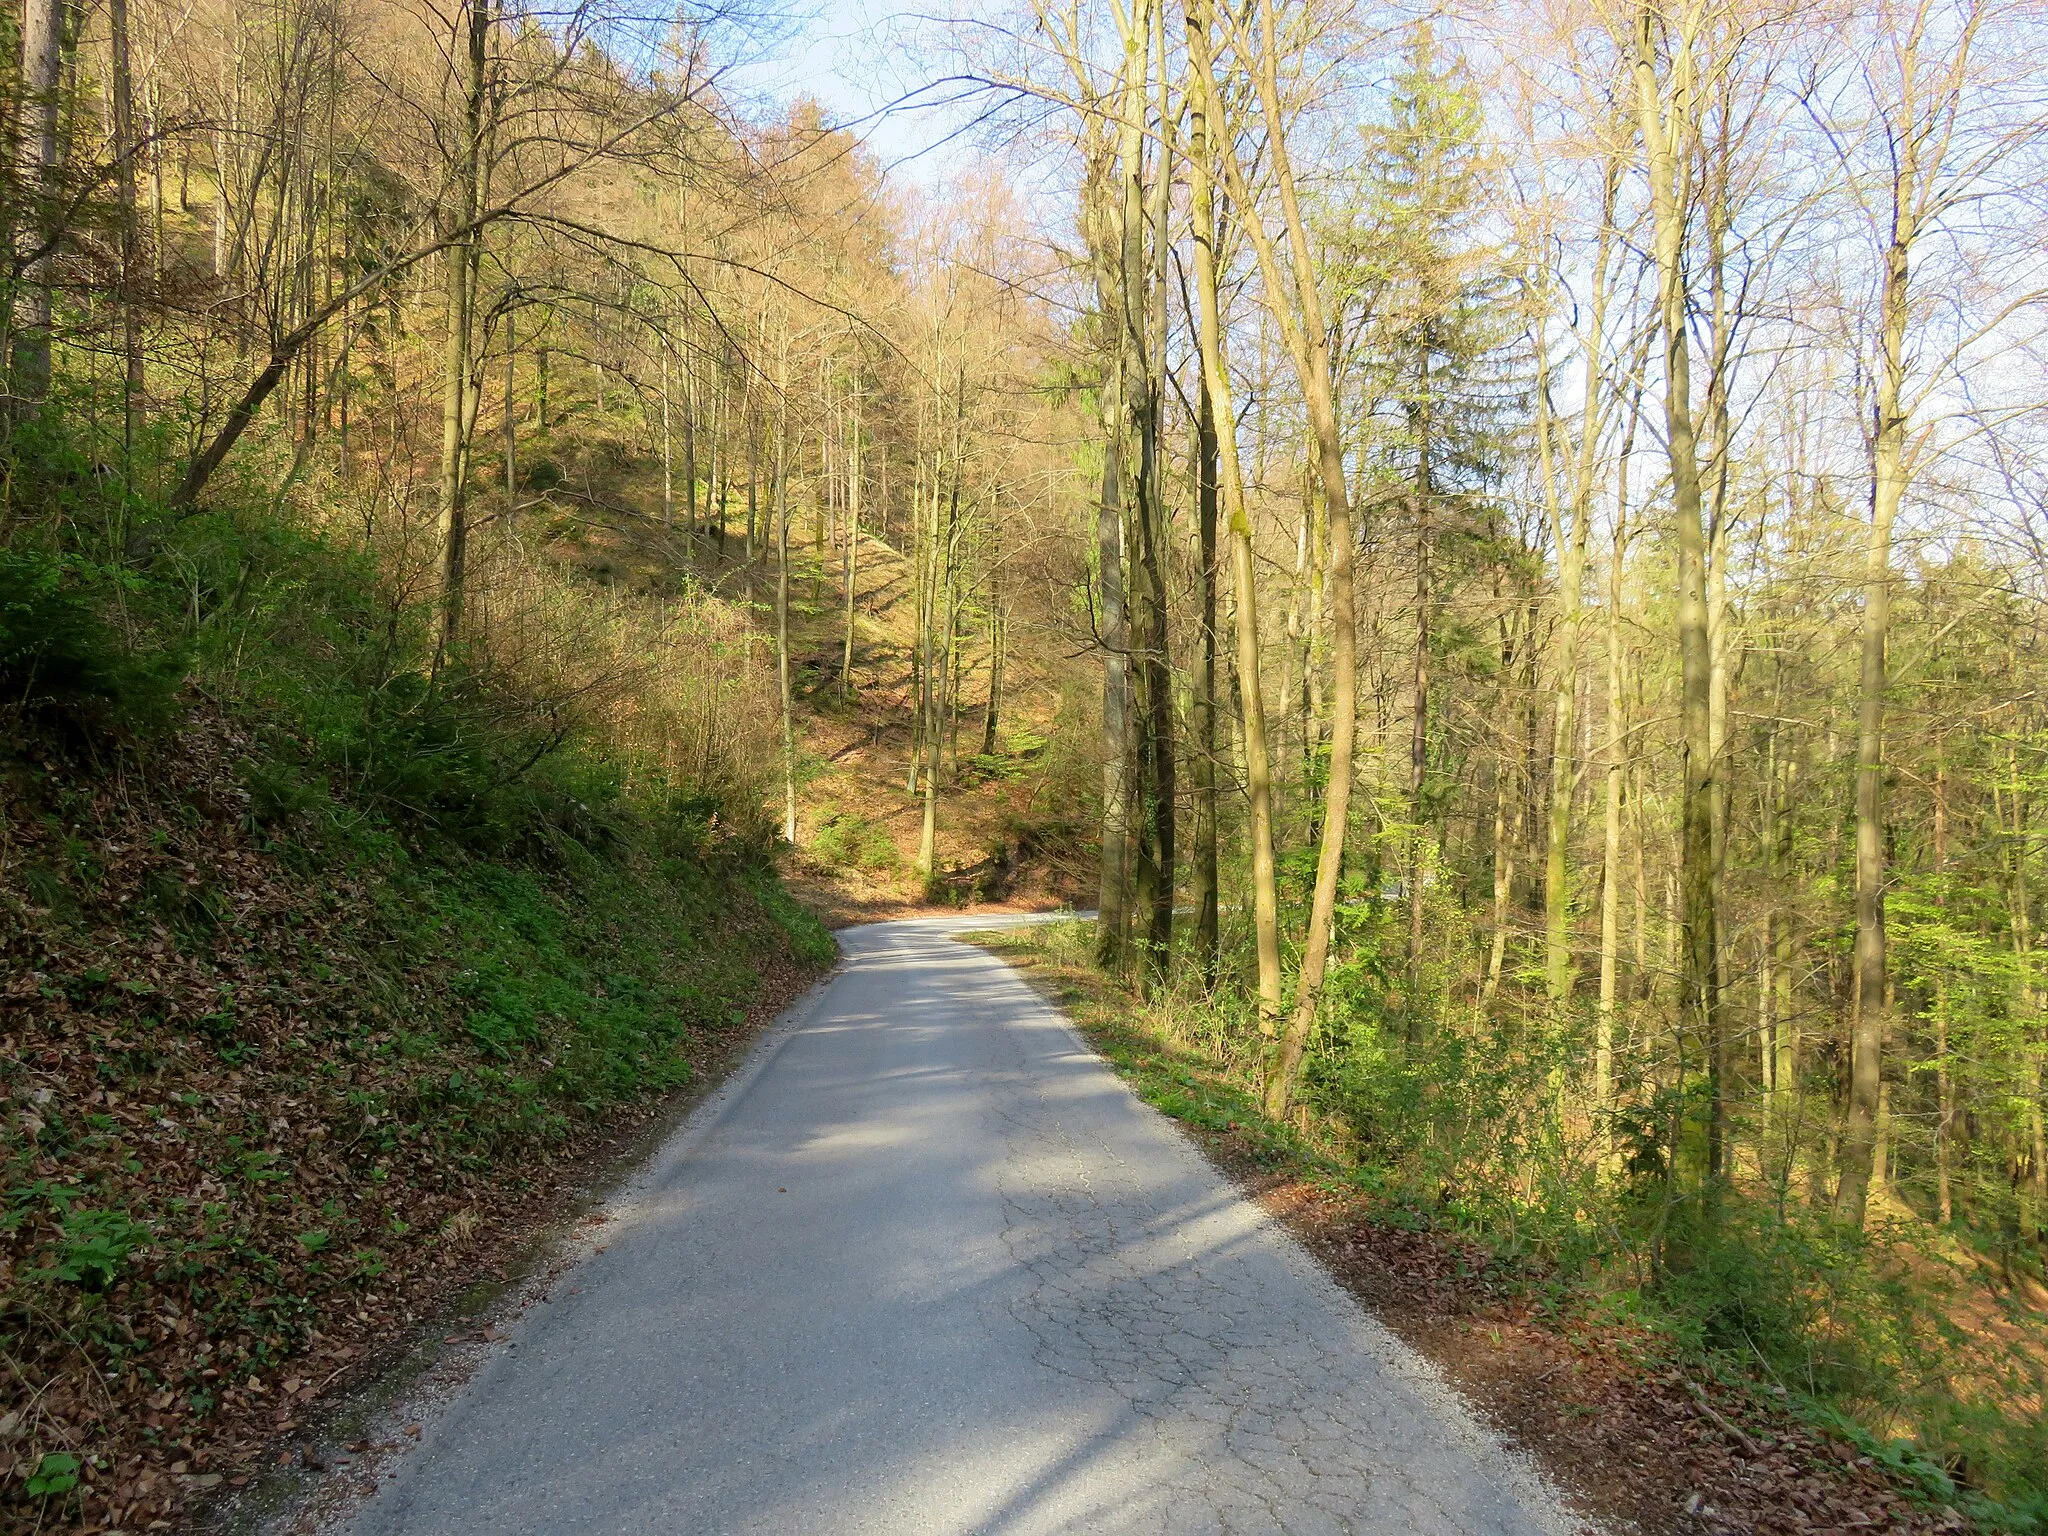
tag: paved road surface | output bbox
[344,916,1584,1536]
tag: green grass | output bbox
[974,920,2048,1535]
[0,430,833,1529]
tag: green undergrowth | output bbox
[0,433,832,1529]
[969,928,1313,1170]
[972,919,2048,1536]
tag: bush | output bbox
[1649,1202,1933,1393]
[28,1207,150,1292]
[810,809,898,872]
[0,548,186,739]
[0,426,774,866]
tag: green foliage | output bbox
[28,1208,149,1291]
[750,867,837,966]
[810,809,899,872]
[1885,869,2039,1242]
[165,514,642,858]
[346,839,812,1155]
[1003,727,1050,758]
[964,752,1024,784]
[1301,911,2048,1519]
[0,547,186,738]
[1650,1204,1932,1395]
[0,427,781,872]
[25,1452,80,1498]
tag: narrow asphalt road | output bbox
[341,915,1584,1536]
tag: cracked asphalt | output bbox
[342,915,1588,1536]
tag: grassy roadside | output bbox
[0,703,833,1535]
[0,454,835,1533]
[968,921,2007,1536]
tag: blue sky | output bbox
[720,0,977,180]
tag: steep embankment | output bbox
[541,432,1097,922]
[776,525,1094,922]
[0,509,832,1532]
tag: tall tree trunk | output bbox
[1482,730,1517,1010]
[746,407,760,565]
[337,224,353,475]
[1707,505,1735,1163]
[110,0,144,469]
[1836,145,1918,1226]
[712,364,728,555]
[776,400,797,844]
[537,340,550,436]
[1597,381,1641,1132]
[147,80,164,284]
[503,314,517,519]
[1597,527,1632,1154]
[211,106,231,281]
[1191,355,1222,987]
[1633,2,1722,1189]
[941,410,963,771]
[1925,751,1950,1221]
[659,339,673,531]
[10,0,67,412]
[1112,0,1157,978]
[918,535,945,879]
[981,586,1003,759]
[811,385,827,599]
[1772,752,1799,1104]
[434,0,491,655]
[908,450,929,796]
[920,375,963,879]
[1134,9,1176,979]
[1185,0,1280,1028]
[2009,741,2042,1241]
[434,243,473,652]
[681,337,698,540]
[1538,372,1587,1010]
[1407,405,1432,1036]
[1224,0,1360,1120]
[1095,347,1132,965]
[1540,179,1612,1008]
[842,391,860,691]
[1701,148,1740,1162]
[1933,983,1953,1224]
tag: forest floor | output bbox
[972,925,1993,1536]
[546,434,1095,922]
[0,433,865,1533]
[0,702,833,1535]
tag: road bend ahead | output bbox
[344,915,1585,1536]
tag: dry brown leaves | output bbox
[1238,1165,1971,1536]
[0,708,823,1534]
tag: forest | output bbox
[0,0,2045,1527]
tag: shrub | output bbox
[0,548,186,740]
[30,1208,151,1292]
[810,810,898,873]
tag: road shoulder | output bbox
[220,955,845,1536]
[965,925,1966,1536]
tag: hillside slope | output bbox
[514,427,1098,922]
[0,479,832,1532]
